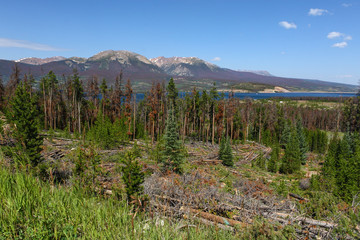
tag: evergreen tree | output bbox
[280,128,301,174]
[296,118,309,165]
[161,108,184,174]
[218,134,226,160]
[268,144,279,173]
[167,78,178,108]
[7,82,43,167]
[335,133,353,201]
[322,135,339,188]
[352,137,360,192]
[321,133,360,203]
[88,111,115,149]
[280,121,291,148]
[121,152,145,202]
[221,137,234,167]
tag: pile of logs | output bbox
[145,171,359,239]
[234,141,272,165]
[42,149,66,161]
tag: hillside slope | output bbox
[0,50,356,92]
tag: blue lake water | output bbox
[135,92,356,101]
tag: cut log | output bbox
[181,207,247,228]
[270,212,338,229]
[194,217,234,231]
[289,193,309,201]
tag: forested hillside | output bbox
[0,69,359,239]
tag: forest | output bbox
[0,66,360,239]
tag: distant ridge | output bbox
[0,50,356,92]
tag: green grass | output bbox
[0,167,237,239]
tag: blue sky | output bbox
[0,0,359,84]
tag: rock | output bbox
[299,178,311,190]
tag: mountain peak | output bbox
[16,56,66,65]
[151,56,212,66]
[88,50,152,65]
[150,56,221,77]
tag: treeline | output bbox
[0,67,356,146]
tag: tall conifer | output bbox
[221,137,234,167]
[121,152,145,202]
[167,78,178,109]
[280,128,301,174]
[296,118,309,165]
[7,82,43,167]
[161,108,184,174]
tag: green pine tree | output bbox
[161,108,184,174]
[296,118,309,165]
[222,137,234,167]
[322,135,339,189]
[268,144,279,173]
[7,82,43,167]
[167,78,178,108]
[87,110,116,149]
[335,133,354,201]
[121,152,145,202]
[218,134,226,160]
[280,128,301,174]
[280,121,291,148]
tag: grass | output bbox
[0,166,238,239]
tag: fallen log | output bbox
[201,159,222,164]
[181,207,248,228]
[289,193,308,201]
[194,217,234,231]
[270,212,338,229]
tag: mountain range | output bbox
[0,50,356,92]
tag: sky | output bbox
[0,0,359,84]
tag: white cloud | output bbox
[212,57,221,61]
[327,32,342,39]
[279,21,297,29]
[327,32,352,45]
[327,32,352,48]
[0,38,64,51]
[342,3,352,7]
[308,8,329,16]
[332,42,348,48]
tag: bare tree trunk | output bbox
[212,107,215,145]
[152,120,155,144]
[49,90,53,129]
[200,116,202,141]
[43,84,47,130]
[259,111,262,143]
[183,114,187,141]
[206,124,209,144]
[133,95,136,139]
[78,102,81,134]
[144,111,147,135]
